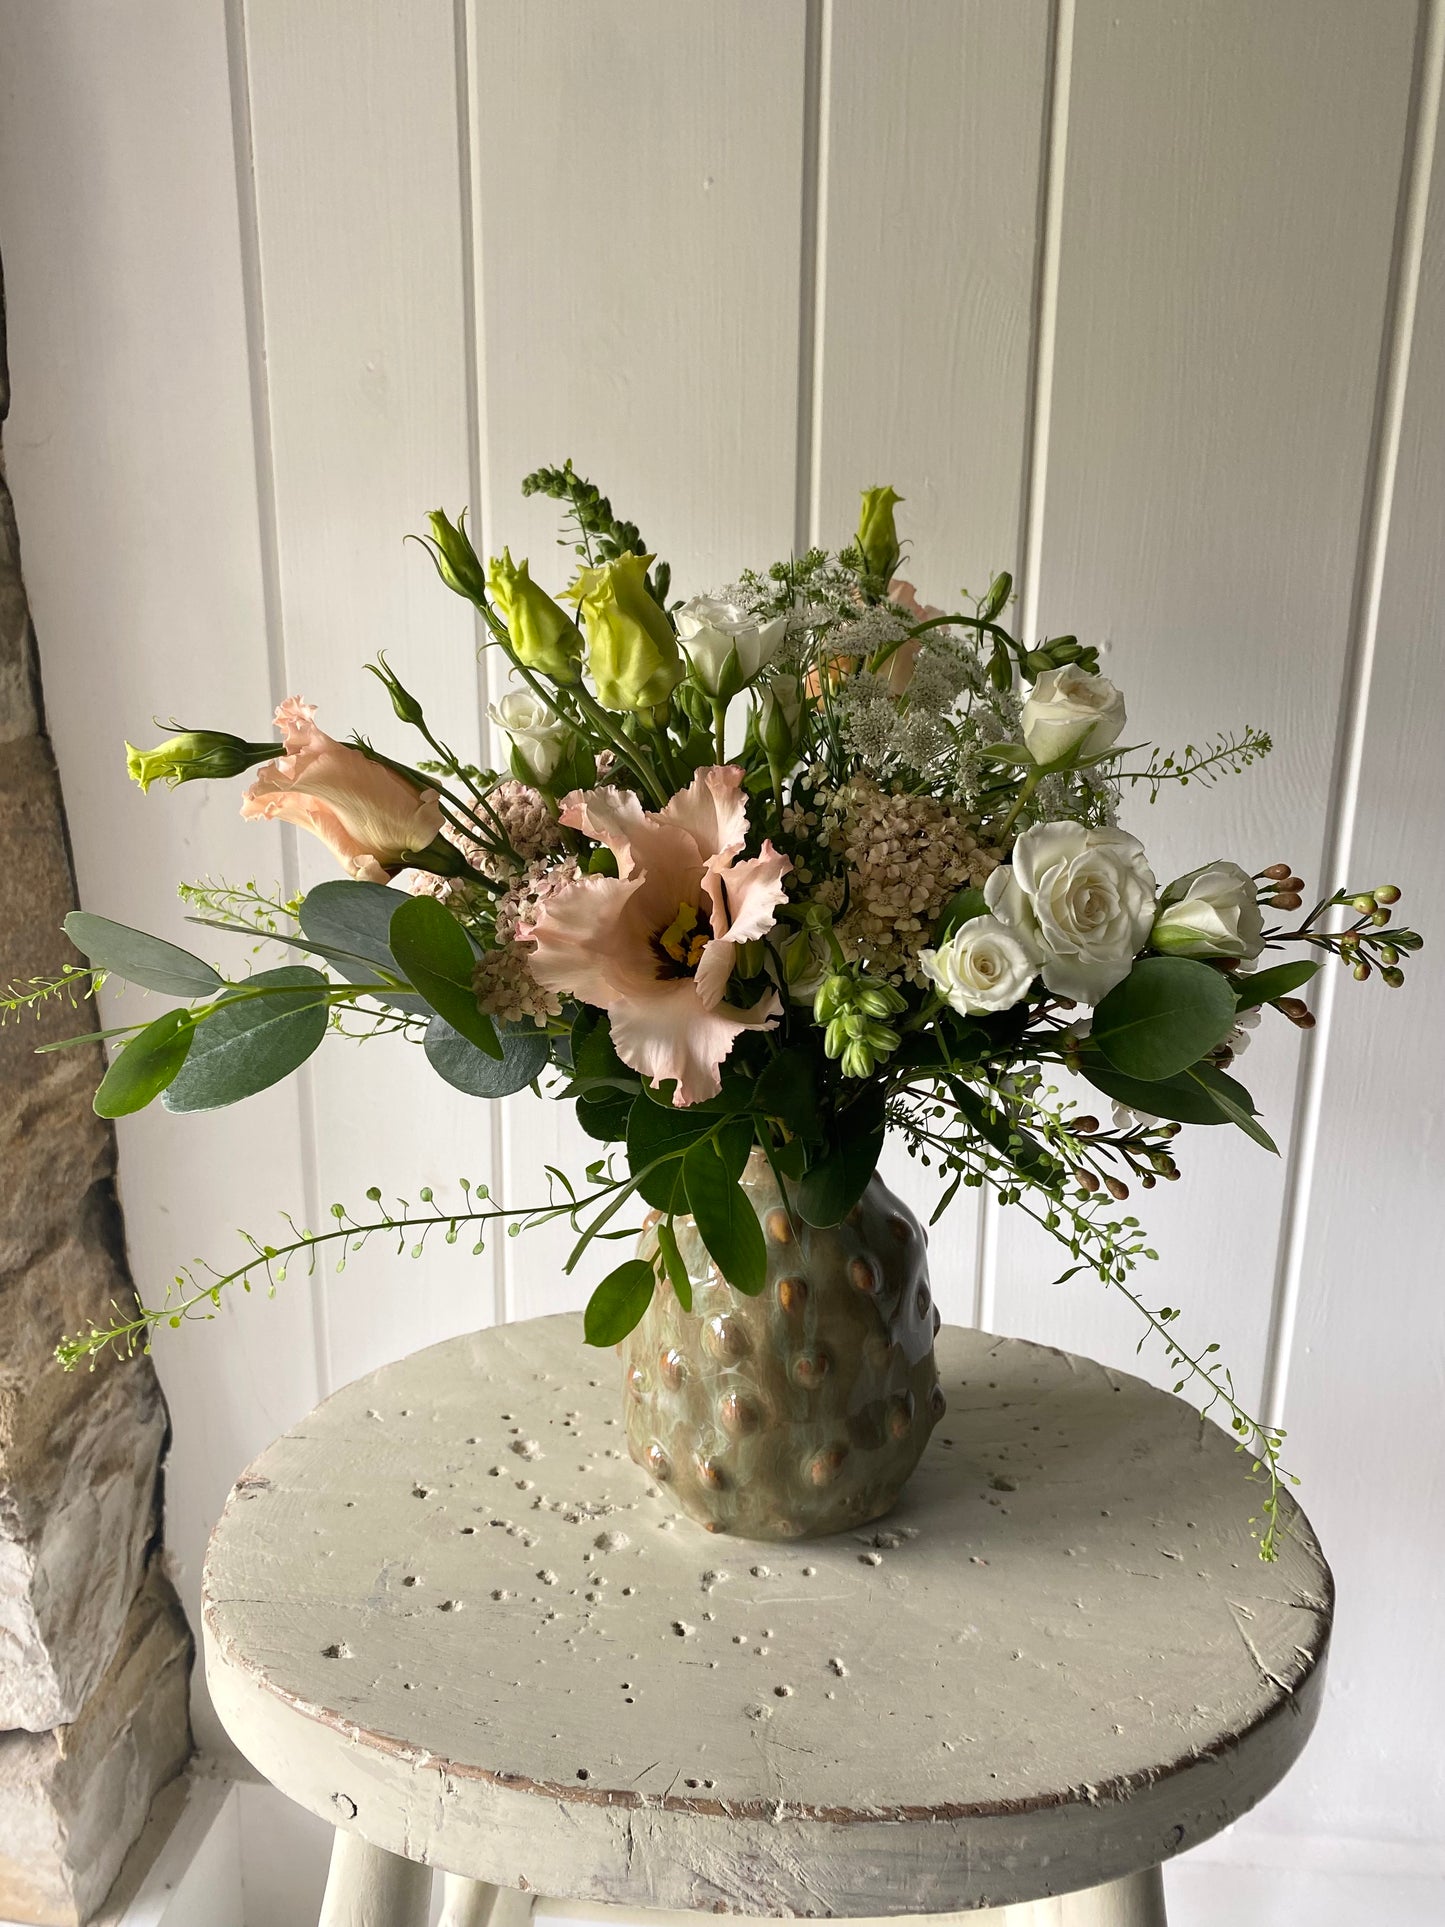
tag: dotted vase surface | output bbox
[622,1150,943,1539]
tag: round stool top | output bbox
[203,1316,1331,1916]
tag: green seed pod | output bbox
[1374,884,1401,904]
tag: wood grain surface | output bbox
[203,1317,1331,1914]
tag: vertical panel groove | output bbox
[976,0,1074,1333]
[798,0,830,553]
[1261,0,1445,1430]
[454,0,509,1329]
[224,0,331,1394]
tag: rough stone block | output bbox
[0,736,112,1274]
[0,1206,165,1729]
[0,1560,191,1925]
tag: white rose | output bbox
[1151,860,1265,961]
[919,915,1040,1015]
[986,820,1156,1006]
[488,688,570,784]
[1020,665,1126,766]
[675,595,787,697]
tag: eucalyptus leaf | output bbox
[1234,959,1321,1011]
[94,1009,194,1117]
[297,880,423,1012]
[424,1016,549,1098]
[64,912,223,999]
[1091,956,1237,1081]
[583,1258,657,1346]
[1079,1051,1265,1137]
[163,966,328,1112]
[388,896,501,1059]
[683,1137,766,1294]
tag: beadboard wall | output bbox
[0,0,1442,1906]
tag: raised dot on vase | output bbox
[791,1350,830,1388]
[777,1275,807,1316]
[932,1305,942,1336]
[696,1454,728,1490]
[808,1444,849,1487]
[929,1385,947,1421]
[916,1285,931,1318]
[765,1209,793,1245]
[886,1391,915,1440]
[645,1442,671,1482]
[718,1392,760,1436]
[626,1364,647,1399]
[659,1347,687,1390]
[888,1214,911,1244]
[703,1315,749,1361]
[849,1257,878,1293]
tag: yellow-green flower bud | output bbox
[566,555,681,712]
[125,731,277,794]
[815,971,852,1024]
[486,549,584,684]
[856,486,903,582]
[759,674,802,763]
[425,509,489,603]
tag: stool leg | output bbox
[318,1831,433,1927]
[1058,1866,1167,1926]
[438,1877,535,1927]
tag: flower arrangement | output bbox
[8,468,1421,1556]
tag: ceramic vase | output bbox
[621,1150,943,1538]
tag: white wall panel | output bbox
[470,0,811,1316]
[987,0,1421,1415]
[809,0,1053,1324]
[237,0,502,1389]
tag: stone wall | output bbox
[0,274,192,1922]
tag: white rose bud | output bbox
[676,595,788,699]
[1020,665,1126,767]
[919,915,1040,1015]
[986,820,1156,1006]
[488,688,571,785]
[1151,860,1266,960]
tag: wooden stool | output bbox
[203,1316,1331,1923]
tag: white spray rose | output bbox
[675,595,787,698]
[986,820,1157,1005]
[1020,665,1126,766]
[919,915,1040,1015]
[1151,860,1265,961]
[488,689,571,784]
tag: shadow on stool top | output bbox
[203,1315,1331,1916]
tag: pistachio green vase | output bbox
[621,1150,943,1539]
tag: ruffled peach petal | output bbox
[702,840,792,947]
[691,938,736,1011]
[659,763,748,864]
[527,874,656,1006]
[240,787,374,872]
[608,980,781,1106]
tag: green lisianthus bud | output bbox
[425,509,489,603]
[566,554,682,712]
[759,674,802,763]
[125,731,277,794]
[486,549,584,684]
[856,485,903,582]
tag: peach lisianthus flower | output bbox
[528,765,791,1106]
[241,698,444,881]
[882,578,943,696]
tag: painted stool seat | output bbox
[203,1315,1331,1924]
